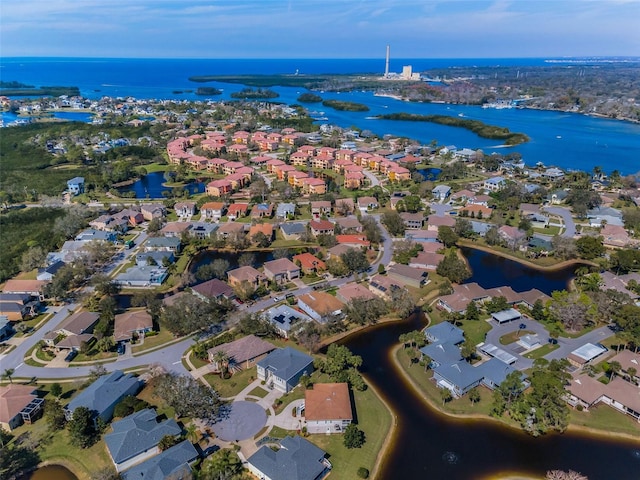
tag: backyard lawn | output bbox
[306,383,392,480]
[203,366,257,398]
[459,319,493,346]
[569,404,640,437]
[131,328,176,354]
[523,343,560,359]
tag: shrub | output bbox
[357,467,370,479]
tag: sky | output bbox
[1,0,639,59]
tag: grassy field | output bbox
[499,330,535,345]
[306,383,392,480]
[569,404,640,437]
[203,366,257,398]
[523,343,560,359]
[459,319,493,346]
[247,386,269,398]
[131,328,175,353]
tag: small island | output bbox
[297,92,323,103]
[377,112,529,145]
[195,87,223,96]
[0,81,81,97]
[322,99,370,112]
[230,87,279,99]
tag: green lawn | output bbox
[306,383,392,480]
[523,343,560,359]
[131,329,176,354]
[569,404,640,437]
[203,366,257,398]
[458,319,493,346]
[247,386,269,398]
[499,330,535,345]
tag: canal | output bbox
[339,250,640,479]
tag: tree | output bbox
[326,256,349,277]
[154,373,221,421]
[317,344,365,390]
[468,387,481,404]
[20,245,47,272]
[551,235,577,260]
[237,252,256,267]
[607,360,622,380]
[343,424,366,449]
[545,470,588,480]
[465,301,480,321]
[161,293,224,336]
[575,236,605,260]
[389,287,416,318]
[2,369,14,384]
[113,395,150,418]
[437,226,459,247]
[158,434,181,451]
[45,399,67,431]
[491,370,525,417]
[485,296,510,314]
[360,216,383,244]
[89,364,108,383]
[460,341,476,362]
[212,350,230,375]
[485,226,503,246]
[147,217,163,234]
[233,280,256,302]
[381,211,405,237]
[340,248,369,274]
[440,388,453,405]
[238,313,276,337]
[454,217,474,239]
[0,443,40,480]
[436,251,471,284]
[531,299,547,323]
[199,448,244,480]
[67,406,97,448]
[50,382,62,398]
[345,296,388,325]
[296,322,322,353]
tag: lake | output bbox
[21,465,78,480]
[117,171,205,198]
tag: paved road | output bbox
[546,325,614,362]
[543,206,576,238]
[483,317,550,371]
[362,170,380,187]
[429,202,453,217]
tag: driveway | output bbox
[430,202,453,217]
[545,326,614,362]
[483,317,551,371]
[543,206,576,238]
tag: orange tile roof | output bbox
[305,383,353,422]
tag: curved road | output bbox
[543,205,576,238]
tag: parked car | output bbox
[117,343,126,355]
[64,350,78,362]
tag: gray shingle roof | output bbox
[66,370,140,419]
[121,440,198,480]
[248,435,327,480]
[424,323,464,345]
[105,408,181,464]
[257,347,313,383]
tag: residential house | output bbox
[160,222,191,238]
[567,343,608,368]
[280,222,308,241]
[498,226,527,249]
[206,179,233,197]
[0,293,36,321]
[227,203,249,221]
[247,436,331,480]
[263,258,300,284]
[600,224,632,247]
[191,278,235,302]
[249,223,274,242]
[334,198,355,215]
[145,237,181,253]
[336,282,376,303]
[334,216,362,233]
[548,190,568,205]
[409,251,444,271]
[483,176,507,192]
[566,374,640,422]
[460,204,492,219]
[0,316,13,341]
[67,176,85,195]
[265,305,310,338]
[257,347,314,393]
[0,385,44,431]
[437,282,490,313]
[140,204,166,221]
[305,383,353,434]
[120,440,199,480]
[114,310,153,343]
[293,253,326,275]
[400,212,424,230]
[426,215,455,231]
[216,222,245,239]
[2,279,46,300]
[105,408,182,472]
[335,235,370,248]
[36,260,67,282]
[174,201,196,217]
[368,274,403,300]
[116,266,168,288]
[388,264,429,288]
[207,334,276,370]
[302,177,327,195]
[543,167,565,180]
[65,370,141,422]
[357,196,378,214]
[188,222,218,240]
[55,310,99,338]
[276,203,296,219]
[432,185,451,200]
[310,201,332,219]
[227,266,266,288]
[424,322,464,345]
[251,203,274,219]
[297,292,345,323]
[310,220,335,237]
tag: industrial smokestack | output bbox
[385,45,390,78]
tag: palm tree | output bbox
[212,350,229,376]
[185,422,199,444]
[2,368,14,384]
[608,361,622,380]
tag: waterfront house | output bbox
[483,176,507,192]
[144,237,181,253]
[280,222,308,240]
[263,258,300,284]
[566,374,640,422]
[409,251,444,271]
[116,266,168,287]
[191,278,235,301]
[424,322,465,345]
[336,282,377,303]
[0,385,43,431]
[265,305,310,338]
[388,264,429,288]
[368,274,403,300]
[120,440,199,480]
[247,436,331,480]
[297,291,344,323]
[227,266,266,288]
[257,348,314,393]
[305,383,353,434]
[293,252,326,275]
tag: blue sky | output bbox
[2,0,639,58]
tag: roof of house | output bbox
[476,358,518,386]
[227,265,264,283]
[217,222,245,234]
[280,222,308,235]
[434,361,484,390]
[66,370,141,417]
[249,223,274,238]
[334,217,362,230]
[491,308,522,323]
[192,278,235,299]
[0,385,37,424]
[420,342,463,365]
[424,322,464,345]
[145,237,181,248]
[227,203,249,214]
[201,201,225,211]
[304,383,352,422]
[292,253,326,271]
[257,347,314,382]
[121,440,198,480]
[388,264,428,283]
[568,374,607,405]
[309,219,335,231]
[2,279,46,294]
[264,258,299,276]
[298,291,345,316]
[207,335,276,364]
[160,222,191,235]
[336,282,376,302]
[105,408,181,464]
[56,333,95,349]
[57,310,100,335]
[114,310,153,342]
[247,435,327,480]
[608,350,640,372]
[570,343,608,362]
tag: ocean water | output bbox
[2,57,639,174]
